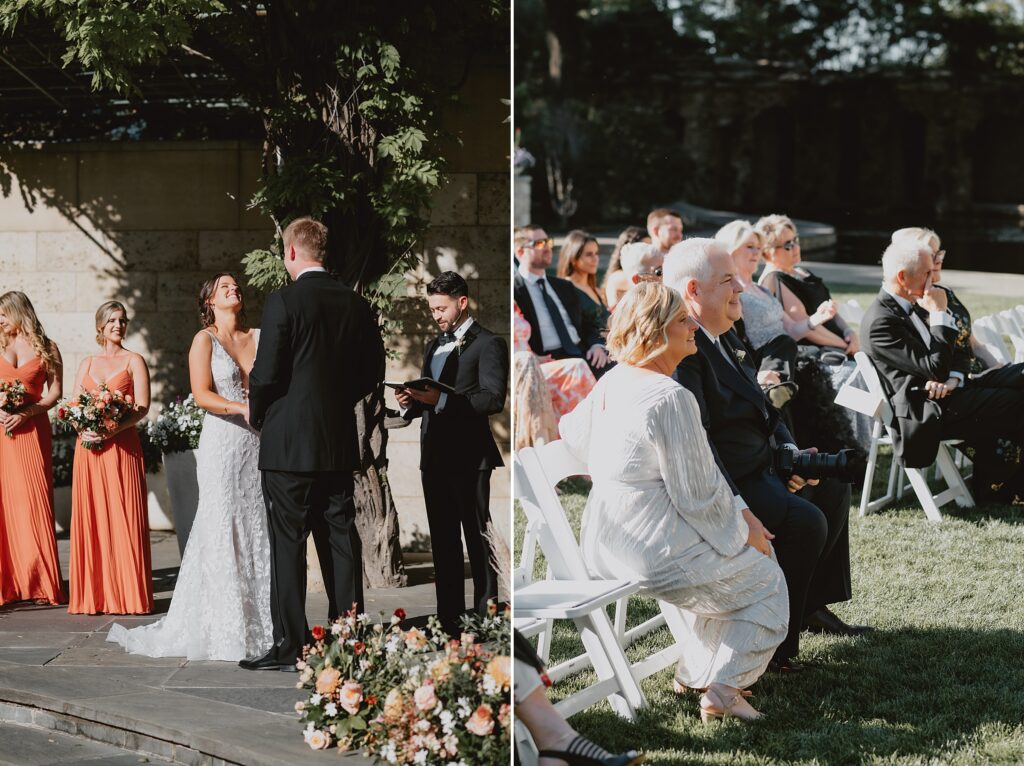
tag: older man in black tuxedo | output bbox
[513,225,611,377]
[666,238,867,673]
[396,272,509,636]
[861,240,1024,497]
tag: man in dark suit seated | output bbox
[861,241,1024,499]
[513,225,611,377]
[395,272,509,636]
[666,238,868,673]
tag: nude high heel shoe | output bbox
[699,685,762,723]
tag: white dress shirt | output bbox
[518,265,582,353]
[882,287,962,382]
[428,317,474,413]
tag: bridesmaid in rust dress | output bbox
[68,301,153,615]
[0,291,66,606]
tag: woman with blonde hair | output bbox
[557,229,610,340]
[0,291,66,606]
[558,282,787,723]
[757,214,858,357]
[68,300,153,614]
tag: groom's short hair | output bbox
[283,216,328,261]
[426,271,469,299]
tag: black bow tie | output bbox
[439,331,457,344]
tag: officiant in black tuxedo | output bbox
[242,216,385,671]
[394,272,509,636]
[666,238,867,673]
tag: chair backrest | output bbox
[834,351,891,423]
[973,316,1013,365]
[514,445,592,582]
[839,298,864,326]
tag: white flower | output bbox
[414,750,428,765]
[440,710,455,735]
[310,693,322,705]
[331,623,343,636]
[324,702,337,717]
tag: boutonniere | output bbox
[734,349,747,365]
[455,334,471,356]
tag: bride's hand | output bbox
[742,508,774,556]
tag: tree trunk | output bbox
[354,387,407,588]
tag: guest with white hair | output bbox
[668,238,865,673]
[861,240,1024,501]
[618,242,664,285]
[756,214,858,358]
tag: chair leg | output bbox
[613,596,628,646]
[514,721,539,766]
[859,422,885,516]
[535,619,554,665]
[904,468,944,522]
[575,610,647,719]
[936,446,975,509]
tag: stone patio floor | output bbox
[0,531,470,766]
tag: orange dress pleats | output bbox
[0,357,66,606]
[68,370,153,615]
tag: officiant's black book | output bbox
[384,378,456,395]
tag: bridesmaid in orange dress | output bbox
[0,292,66,606]
[68,300,153,615]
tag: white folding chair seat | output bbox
[520,441,693,685]
[838,298,864,326]
[513,452,647,722]
[973,317,1013,366]
[834,352,974,522]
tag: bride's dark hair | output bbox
[198,273,247,328]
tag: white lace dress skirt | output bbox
[107,409,273,661]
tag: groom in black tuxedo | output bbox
[667,238,866,672]
[242,216,384,671]
[395,272,508,636]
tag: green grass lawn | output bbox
[515,284,1024,764]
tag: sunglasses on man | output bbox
[529,238,554,249]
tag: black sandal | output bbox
[537,735,645,766]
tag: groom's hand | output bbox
[406,385,441,406]
[394,387,413,409]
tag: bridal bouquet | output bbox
[147,394,203,454]
[0,379,27,437]
[296,603,511,764]
[55,385,135,451]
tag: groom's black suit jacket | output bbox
[249,271,384,472]
[860,289,957,468]
[674,328,794,491]
[403,321,508,472]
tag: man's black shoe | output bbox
[804,607,873,636]
[239,651,298,672]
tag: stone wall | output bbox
[0,65,510,550]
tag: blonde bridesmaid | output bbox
[0,292,66,606]
[68,301,153,615]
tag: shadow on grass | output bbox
[560,624,1024,765]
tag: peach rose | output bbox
[413,683,438,712]
[100,391,113,404]
[305,728,331,750]
[466,704,494,736]
[429,658,452,683]
[337,680,363,715]
[404,627,428,650]
[486,656,511,690]
[383,688,404,720]
[315,666,341,696]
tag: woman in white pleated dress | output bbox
[558,282,788,722]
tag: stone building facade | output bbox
[0,64,510,550]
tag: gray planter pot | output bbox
[164,449,200,558]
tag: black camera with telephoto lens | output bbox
[773,446,863,484]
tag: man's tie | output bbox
[536,279,582,357]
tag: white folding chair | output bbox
[513,451,647,722]
[989,312,1024,363]
[838,298,864,326]
[522,440,692,684]
[834,352,974,522]
[973,316,1014,366]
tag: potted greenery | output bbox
[147,395,203,557]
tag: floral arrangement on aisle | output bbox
[0,378,27,436]
[147,394,203,454]
[296,603,511,764]
[55,384,136,451]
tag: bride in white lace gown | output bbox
[108,274,273,661]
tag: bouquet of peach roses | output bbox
[296,603,511,764]
[55,384,136,451]
[0,379,28,437]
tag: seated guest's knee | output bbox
[785,495,828,552]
